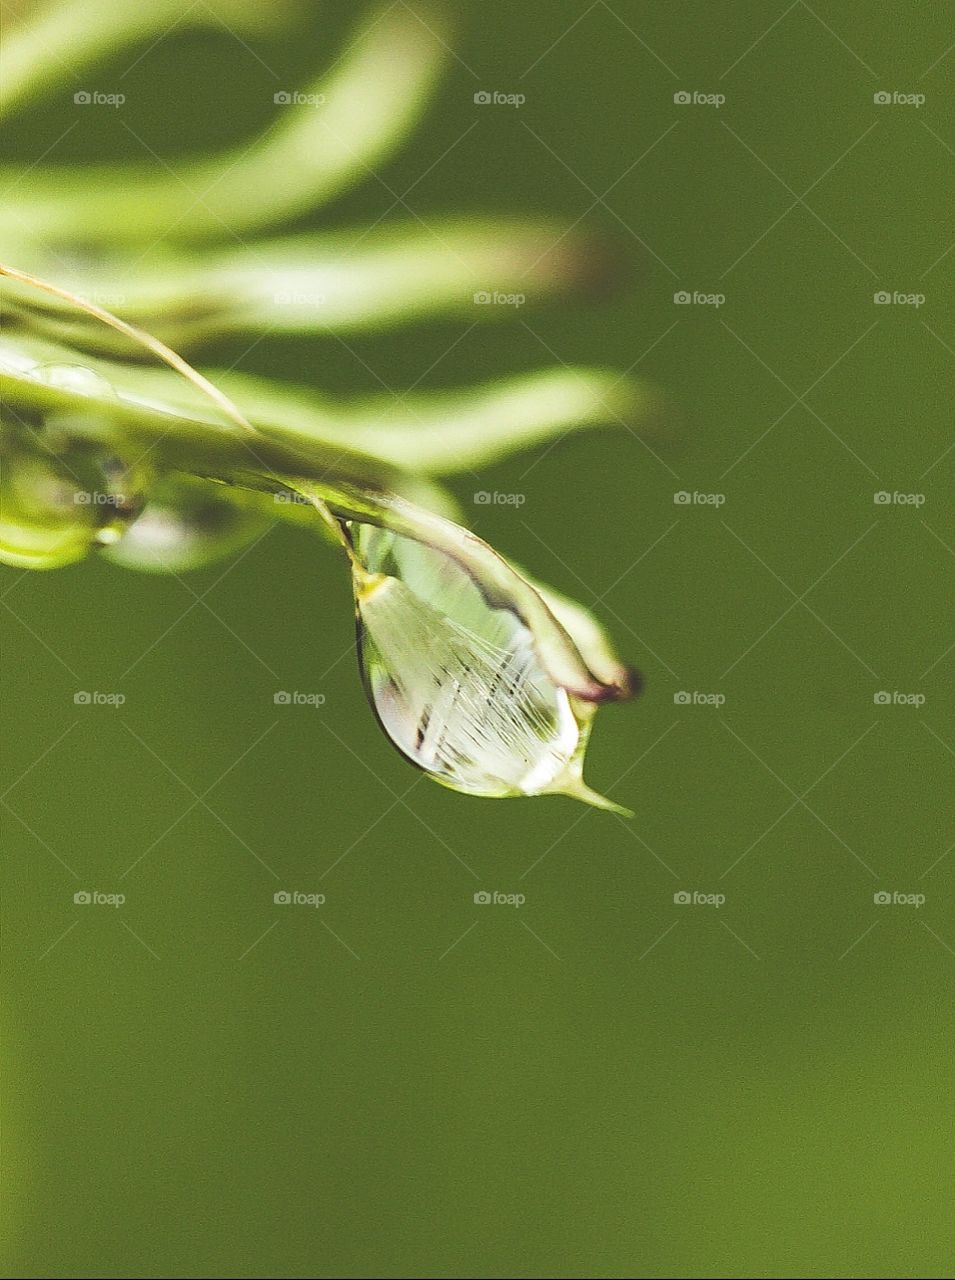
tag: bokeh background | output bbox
[2,1,954,1275]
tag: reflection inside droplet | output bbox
[348,522,586,799]
[102,476,268,573]
[0,422,144,570]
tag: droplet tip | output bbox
[547,776,633,818]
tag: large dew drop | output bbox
[347,522,628,812]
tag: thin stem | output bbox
[0,262,256,434]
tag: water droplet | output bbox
[30,363,116,399]
[102,477,269,573]
[0,425,145,570]
[348,523,627,810]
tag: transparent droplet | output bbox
[0,431,135,569]
[102,476,269,573]
[348,522,627,811]
[30,363,116,399]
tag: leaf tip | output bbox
[548,775,633,818]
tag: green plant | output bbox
[1,0,656,812]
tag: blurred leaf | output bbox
[1,0,299,117]
[0,328,659,478]
[2,218,611,348]
[1,2,451,241]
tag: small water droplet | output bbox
[102,477,269,573]
[31,364,116,399]
[0,425,145,570]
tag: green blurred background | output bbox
[3,1,954,1275]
